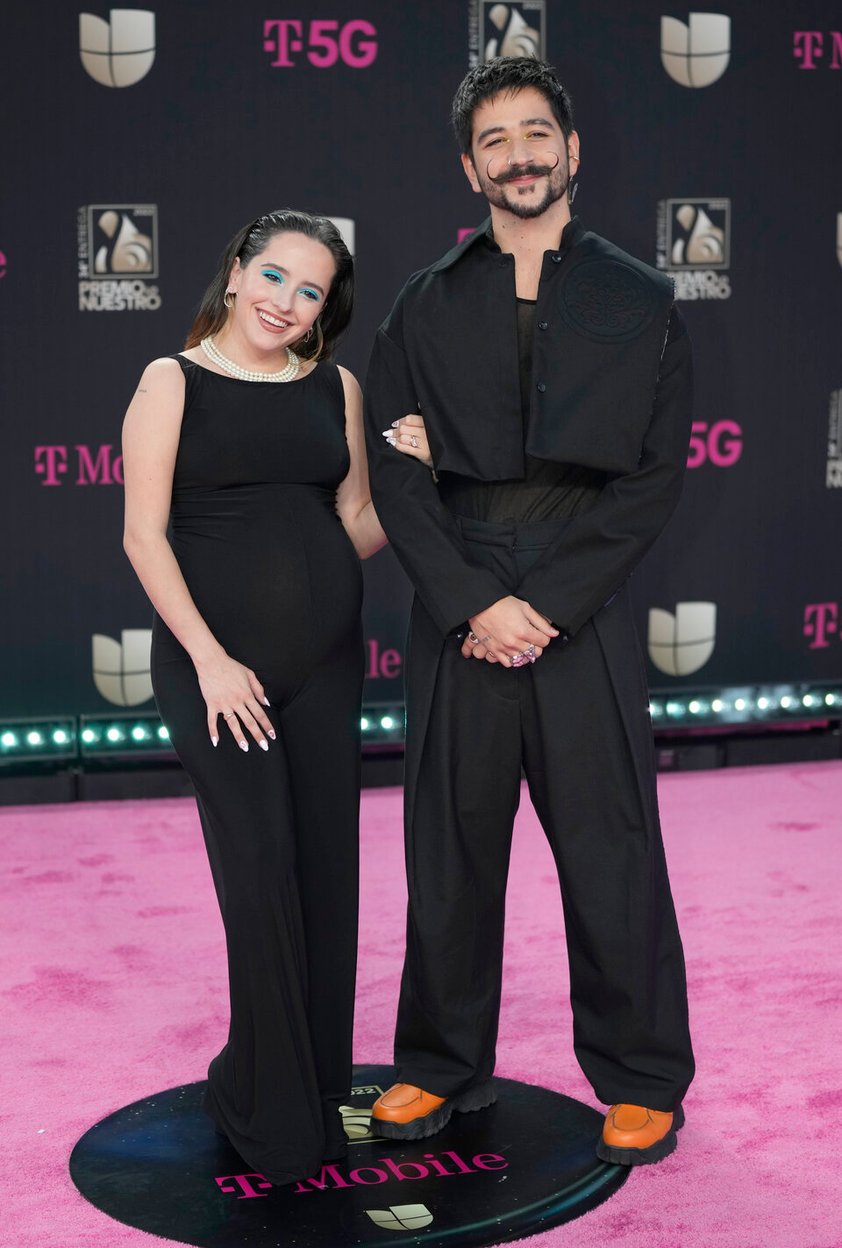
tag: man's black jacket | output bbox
[363,217,694,638]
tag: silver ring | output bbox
[410,435,419,448]
[223,711,235,720]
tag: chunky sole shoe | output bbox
[370,1080,497,1141]
[596,1101,685,1167]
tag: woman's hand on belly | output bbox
[194,650,276,753]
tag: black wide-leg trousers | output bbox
[395,518,694,1112]
[152,624,363,1184]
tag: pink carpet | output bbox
[1,762,841,1248]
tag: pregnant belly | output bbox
[165,488,363,671]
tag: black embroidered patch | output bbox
[557,259,660,342]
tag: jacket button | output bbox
[551,254,562,263]
[536,382,546,393]
[538,320,548,330]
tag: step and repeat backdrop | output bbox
[1,0,841,723]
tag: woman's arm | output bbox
[335,366,389,560]
[122,358,274,750]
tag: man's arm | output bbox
[516,308,693,635]
[364,322,510,636]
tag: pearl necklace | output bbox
[200,335,300,383]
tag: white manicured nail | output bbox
[211,736,218,748]
[263,697,270,706]
[239,741,248,752]
[259,740,269,752]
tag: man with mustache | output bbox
[364,57,695,1166]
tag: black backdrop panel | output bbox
[1,1,840,717]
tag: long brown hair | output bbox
[184,209,354,360]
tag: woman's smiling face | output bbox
[225,231,336,356]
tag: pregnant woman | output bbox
[122,209,400,1184]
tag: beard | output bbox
[479,154,571,220]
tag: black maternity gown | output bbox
[151,356,364,1184]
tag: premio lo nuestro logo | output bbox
[469,2,545,67]
[77,204,161,311]
[648,602,717,677]
[660,12,730,87]
[656,198,731,300]
[326,216,355,256]
[79,9,156,87]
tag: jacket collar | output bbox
[430,214,584,273]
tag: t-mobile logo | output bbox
[803,604,841,650]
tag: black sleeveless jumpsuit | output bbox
[151,356,364,1184]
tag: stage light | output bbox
[802,694,817,708]
[360,717,370,731]
[0,718,76,762]
[711,699,724,713]
[666,701,684,717]
[649,701,663,717]
[689,700,702,714]
[734,698,747,711]
[757,696,769,710]
[78,713,174,758]
[380,715,395,730]
[780,695,793,709]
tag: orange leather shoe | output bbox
[370,1080,496,1141]
[596,1102,684,1166]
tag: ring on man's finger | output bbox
[223,711,235,719]
[468,631,480,645]
[410,435,419,448]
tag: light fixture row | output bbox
[0,706,407,762]
[1,689,839,764]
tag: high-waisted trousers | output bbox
[152,620,363,1184]
[395,516,695,1111]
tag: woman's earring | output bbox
[304,326,313,342]
[224,291,236,309]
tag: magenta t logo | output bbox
[793,32,842,69]
[263,19,377,68]
[35,445,69,486]
[803,603,840,649]
[216,1173,272,1199]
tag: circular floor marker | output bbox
[70,1064,628,1246]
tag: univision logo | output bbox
[661,12,730,87]
[648,602,717,676]
[92,629,153,706]
[80,9,156,87]
[366,1204,433,1231]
